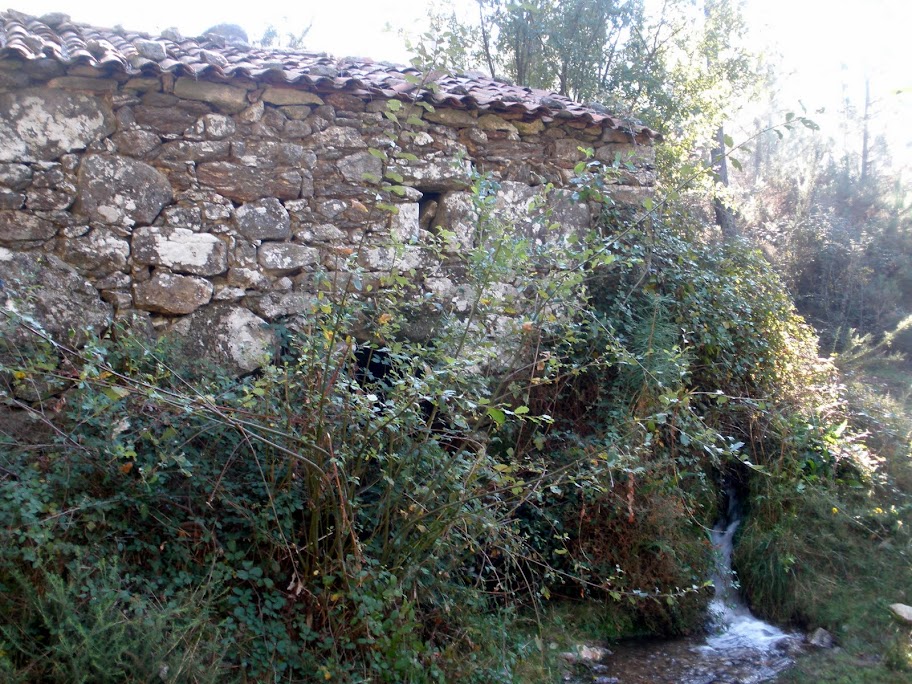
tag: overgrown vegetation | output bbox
[0,149,874,681]
[2,3,910,680]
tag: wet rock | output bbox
[76,154,172,227]
[0,87,115,162]
[559,645,612,664]
[235,198,291,240]
[807,627,835,649]
[890,603,912,625]
[133,272,213,314]
[132,226,228,276]
[168,303,275,375]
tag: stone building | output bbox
[0,10,658,374]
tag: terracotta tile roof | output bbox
[0,10,659,139]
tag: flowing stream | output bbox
[569,488,802,684]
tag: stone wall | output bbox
[0,56,656,374]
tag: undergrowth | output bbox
[0,160,872,681]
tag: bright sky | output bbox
[8,0,912,164]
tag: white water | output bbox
[570,488,801,683]
[703,508,792,654]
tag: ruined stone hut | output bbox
[0,10,658,374]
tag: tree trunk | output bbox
[710,126,737,239]
[860,76,871,184]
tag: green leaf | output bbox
[729,157,742,172]
[386,99,403,112]
[384,170,404,183]
[368,147,387,159]
[487,407,506,426]
[514,405,530,415]
[103,386,130,401]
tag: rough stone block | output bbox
[0,163,32,190]
[0,249,112,346]
[132,226,228,276]
[309,126,367,150]
[46,77,119,92]
[134,104,202,135]
[0,87,115,162]
[231,140,313,168]
[0,211,56,243]
[337,151,383,183]
[133,271,213,314]
[58,227,130,275]
[262,86,324,106]
[197,162,302,202]
[235,198,291,240]
[391,202,420,242]
[478,114,518,136]
[173,78,249,113]
[168,303,274,375]
[258,242,319,274]
[248,290,315,319]
[112,130,162,157]
[0,190,23,209]
[514,119,545,136]
[123,78,162,92]
[425,108,477,127]
[157,140,230,162]
[76,154,172,227]
[595,143,655,166]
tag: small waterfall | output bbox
[703,485,791,653]
[569,483,801,684]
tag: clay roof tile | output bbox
[0,10,659,139]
